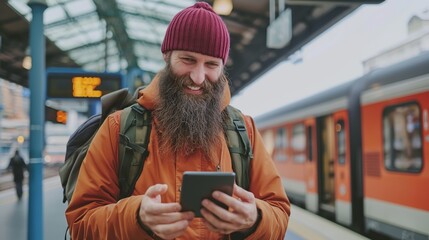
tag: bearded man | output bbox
[154,54,227,160]
[66,2,290,240]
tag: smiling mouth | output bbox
[184,84,204,95]
[187,85,201,91]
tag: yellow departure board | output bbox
[47,69,123,99]
[72,76,102,98]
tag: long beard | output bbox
[153,65,227,159]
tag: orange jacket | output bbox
[66,76,290,239]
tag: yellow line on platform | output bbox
[288,205,370,240]
[288,219,326,240]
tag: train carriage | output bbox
[255,52,429,239]
[359,57,429,239]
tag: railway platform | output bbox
[0,173,370,240]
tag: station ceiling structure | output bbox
[0,0,383,96]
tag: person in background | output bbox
[66,2,290,239]
[8,150,27,200]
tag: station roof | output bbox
[0,0,382,96]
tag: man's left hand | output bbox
[200,184,258,235]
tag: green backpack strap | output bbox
[118,103,152,199]
[225,105,253,190]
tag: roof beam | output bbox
[74,52,119,66]
[45,11,97,29]
[59,36,160,54]
[64,39,111,52]
[92,0,138,68]
[132,38,161,49]
[119,10,170,25]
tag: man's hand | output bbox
[200,184,258,235]
[139,184,195,239]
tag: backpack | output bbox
[59,87,253,204]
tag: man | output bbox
[8,150,27,200]
[66,2,290,239]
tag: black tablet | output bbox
[180,171,235,217]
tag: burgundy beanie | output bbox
[161,2,230,63]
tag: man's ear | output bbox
[162,52,169,63]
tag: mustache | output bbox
[169,71,216,96]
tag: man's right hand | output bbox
[138,184,195,239]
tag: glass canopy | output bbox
[8,0,196,74]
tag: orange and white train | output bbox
[255,52,429,240]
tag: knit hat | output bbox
[161,2,230,63]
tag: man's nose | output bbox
[189,64,205,85]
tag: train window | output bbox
[292,124,306,163]
[275,127,288,161]
[336,120,346,165]
[383,102,423,173]
[275,128,288,148]
[306,126,313,162]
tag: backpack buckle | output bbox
[119,133,130,145]
[131,104,146,115]
[233,120,246,131]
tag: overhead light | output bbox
[22,47,32,70]
[22,56,32,70]
[213,0,233,15]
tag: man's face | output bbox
[168,50,223,95]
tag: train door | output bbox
[316,115,336,219]
[333,110,352,226]
[304,118,318,213]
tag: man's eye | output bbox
[182,58,194,63]
[207,63,219,68]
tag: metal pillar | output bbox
[27,1,47,240]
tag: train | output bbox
[254,52,429,240]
